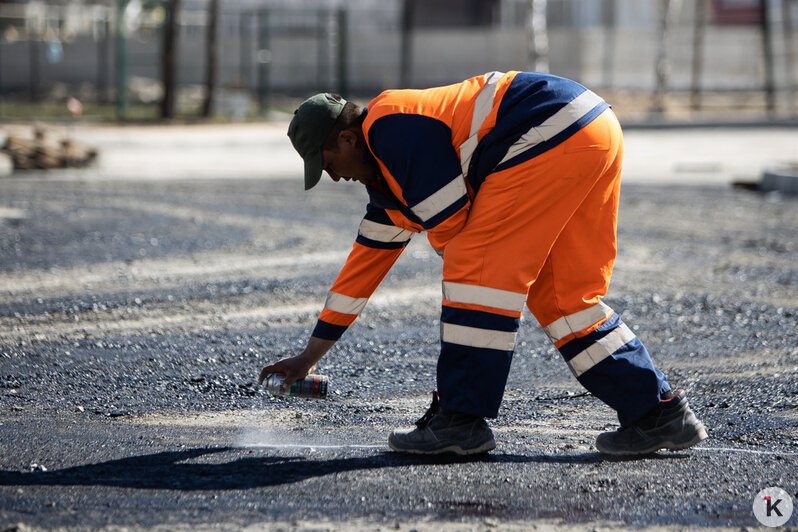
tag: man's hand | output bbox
[258,336,336,387]
[259,354,317,387]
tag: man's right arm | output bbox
[312,205,416,341]
[259,205,416,386]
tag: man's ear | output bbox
[339,129,358,147]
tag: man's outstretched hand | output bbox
[259,354,316,387]
[258,336,336,387]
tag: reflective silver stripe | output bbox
[498,90,606,166]
[567,323,636,378]
[441,323,517,351]
[410,72,505,223]
[458,136,480,179]
[459,71,505,176]
[442,281,526,313]
[358,219,414,243]
[544,302,614,343]
[410,174,467,223]
[324,291,368,315]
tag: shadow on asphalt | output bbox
[0,446,692,491]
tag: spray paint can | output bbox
[263,373,328,399]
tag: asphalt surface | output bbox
[0,129,797,530]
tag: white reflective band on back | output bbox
[471,71,505,134]
[567,323,636,378]
[498,90,605,166]
[441,323,518,351]
[358,219,414,243]
[544,302,614,343]
[324,291,368,315]
[458,135,479,177]
[442,281,527,312]
[459,71,505,176]
[410,174,467,223]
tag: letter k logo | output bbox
[754,487,792,527]
[765,496,783,517]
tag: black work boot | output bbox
[595,389,708,455]
[388,391,496,455]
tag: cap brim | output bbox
[303,149,323,190]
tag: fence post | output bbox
[0,32,3,108]
[690,0,707,112]
[400,0,414,87]
[116,0,128,120]
[202,0,220,118]
[257,8,270,115]
[98,13,109,104]
[161,0,181,119]
[651,0,676,115]
[784,0,797,116]
[760,0,776,117]
[239,12,252,94]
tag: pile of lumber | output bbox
[1,127,97,170]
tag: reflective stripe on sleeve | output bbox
[358,219,414,244]
[498,90,606,166]
[459,71,505,177]
[543,302,614,343]
[567,323,636,378]
[442,281,527,313]
[441,322,518,351]
[324,291,369,315]
[410,173,468,223]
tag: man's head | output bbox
[287,93,376,189]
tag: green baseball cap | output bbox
[287,93,347,190]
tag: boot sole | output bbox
[388,438,496,456]
[597,425,708,456]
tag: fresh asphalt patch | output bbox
[0,177,796,530]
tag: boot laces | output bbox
[415,390,440,429]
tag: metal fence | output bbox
[0,0,796,121]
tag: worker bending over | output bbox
[260,71,708,456]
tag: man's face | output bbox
[321,130,377,186]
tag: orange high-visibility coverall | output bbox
[311,71,671,426]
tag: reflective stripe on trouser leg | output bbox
[437,286,524,419]
[557,312,670,427]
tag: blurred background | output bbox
[0,0,796,123]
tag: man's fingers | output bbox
[258,364,281,384]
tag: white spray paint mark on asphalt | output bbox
[234,425,384,452]
[693,446,798,457]
[243,443,384,450]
